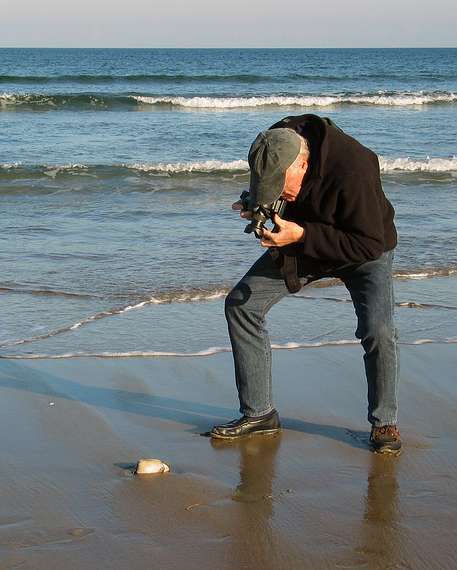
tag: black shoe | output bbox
[210,410,281,440]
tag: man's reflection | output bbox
[210,433,283,567]
[357,453,400,566]
[365,454,399,522]
[211,433,282,505]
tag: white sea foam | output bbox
[395,267,457,279]
[134,156,457,175]
[43,164,90,179]
[3,338,457,359]
[126,160,249,174]
[2,157,457,175]
[0,289,229,349]
[296,295,457,311]
[1,267,455,350]
[0,347,233,359]
[3,91,457,110]
[132,92,457,109]
[0,93,60,106]
[119,290,227,312]
[0,161,22,169]
[121,156,457,175]
[379,156,457,173]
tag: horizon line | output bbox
[1,46,456,50]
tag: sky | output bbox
[1,0,456,48]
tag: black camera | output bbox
[239,190,287,239]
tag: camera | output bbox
[239,190,287,239]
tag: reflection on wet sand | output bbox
[365,454,399,524]
[211,433,282,505]
[210,434,289,568]
[213,433,404,569]
[357,454,400,567]
[1,350,456,569]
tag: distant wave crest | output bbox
[1,71,455,84]
[0,73,275,84]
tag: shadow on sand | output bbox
[0,360,368,450]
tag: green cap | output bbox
[248,128,302,205]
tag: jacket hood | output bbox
[269,114,342,204]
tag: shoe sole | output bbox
[210,427,281,440]
[371,443,402,456]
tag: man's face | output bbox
[280,152,309,202]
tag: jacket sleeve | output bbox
[301,173,386,263]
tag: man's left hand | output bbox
[260,214,306,248]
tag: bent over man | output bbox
[211,114,401,454]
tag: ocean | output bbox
[1,48,456,358]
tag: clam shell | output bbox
[135,458,170,475]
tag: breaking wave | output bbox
[1,157,457,183]
[133,92,457,108]
[2,91,457,111]
[379,156,457,173]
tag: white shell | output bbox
[135,458,170,475]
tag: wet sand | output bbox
[0,345,456,569]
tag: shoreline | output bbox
[2,273,456,359]
[2,336,457,359]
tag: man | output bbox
[210,114,401,454]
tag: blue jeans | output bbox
[225,250,399,427]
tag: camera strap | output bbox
[270,248,301,294]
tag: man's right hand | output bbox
[232,200,252,219]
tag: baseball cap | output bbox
[248,128,302,205]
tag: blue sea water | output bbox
[1,48,456,357]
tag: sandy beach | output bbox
[0,345,456,569]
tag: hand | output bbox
[260,214,305,248]
[232,200,252,220]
